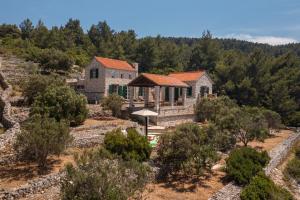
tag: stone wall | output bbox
[70,121,139,148]
[209,130,300,200]
[0,58,21,151]
[0,172,65,200]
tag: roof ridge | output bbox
[169,70,205,74]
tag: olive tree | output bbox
[61,148,150,200]
[101,93,124,117]
[14,115,73,168]
[157,123,218,177]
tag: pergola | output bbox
[128,73,189,112]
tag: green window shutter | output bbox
[118,86,123,96]
[109,85,113,94]
[122,86,128,98]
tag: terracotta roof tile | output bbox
[141,73,188,87]
[95,57,135,71]
[168,71,205,82]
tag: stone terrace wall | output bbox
[0,57,21,151]
[0,172,65,200]
[209,130,300,200]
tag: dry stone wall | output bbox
[0,57,21,152]
[0,172,65,200]
[209,130,300,200]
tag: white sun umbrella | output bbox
[132,109,158,136]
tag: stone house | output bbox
[80,57,138,102]
[128,70,214,126]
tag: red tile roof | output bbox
[168,71,205,82]
[140,73,188,87]
[95,57,136,71]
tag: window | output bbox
[121,74,124,79]
[111,71,115,78]
[187,87,193,97]
[76,85,85,90]
[109,84,118,94]
[129,74,132,79]
[90,68,99,79]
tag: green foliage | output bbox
[19,18,34,39]
[61,148,149,200]
[196,96,270,148]
[22,74,64,105]
[104,128,152,162]
[226,147,270,185]
[31,85,88,126]
[240,173,294,200]
[0,24,21,38]
[157,123,218,177]
[189,31,220,72]
[101,93,124,117]
[236,106,269,146]
[14,115,72,168]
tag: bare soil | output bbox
[0,148,79,190]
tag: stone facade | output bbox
[83,58,138,102]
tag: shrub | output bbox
[104,128,151,162]
[205,123,236,152]
[195,96,237,122]
[30,85,88,126]
[61,148,150,200]
[226,147,270,185]
[14,115,73,168]
[22,74,64,105]
[157,123,218,176]
[261,109,283,131]
[39,48,74,71]
[102,93,124,117]
[240,173,294,200]
[284,158,300,184]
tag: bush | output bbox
[226,147,270,185]
[240,173,294,200]
[205,123,236,152]
[284,158,300,184]
[195,96,237,122]
[102,94,124,117]
[14,115,73,168]
[40,48,74,71]
[104,128,152,162]
[157,123,218,177]
[31,85,88,126]
[22,74,64,105]
[61,148,150,200]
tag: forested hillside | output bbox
[0,18,299,126]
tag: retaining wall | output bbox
[0,58,21,151]
[0,172,65,200]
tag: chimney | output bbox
[132,62,139,73]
